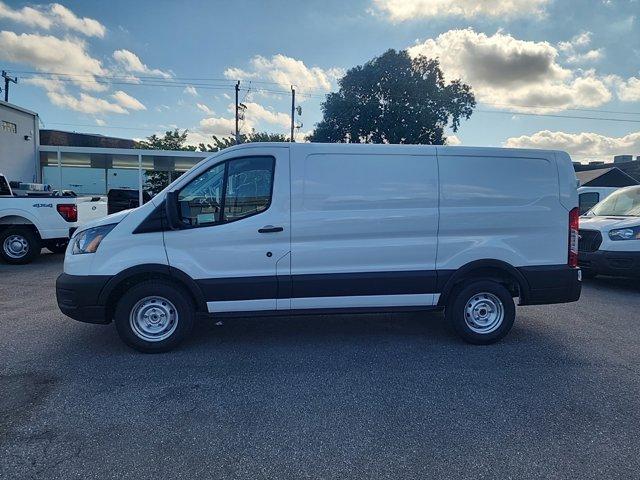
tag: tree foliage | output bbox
[308,49,475,145]
[136,129,288,195]
[135,129,196,195]
[197,130,288,152]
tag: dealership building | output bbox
[0,100,207,202]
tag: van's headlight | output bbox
[72,224,117,254]
[608,226,640,241]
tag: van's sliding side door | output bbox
[289,147,439,310]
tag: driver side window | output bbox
[177,156,275,227]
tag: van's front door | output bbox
[164,146,290,313]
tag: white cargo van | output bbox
[577,186,618,215]
[56,144,581,352]
[578,185,640,278]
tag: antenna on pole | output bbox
[235,81,240,144]
[2,71,17,102]
[290,85,296,142]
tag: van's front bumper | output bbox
[56,273,111,324]
[579,250,640,277]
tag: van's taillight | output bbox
[57,203,77,222]
[568,207,579,268]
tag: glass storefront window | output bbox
[39,148,207,197]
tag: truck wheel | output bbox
[114,280,195,353]
[45,240,69,254]
[0,227,40,264]
[446,280,515,345]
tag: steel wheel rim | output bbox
[3,235,29,259]
[129,296,179,342]
[464,292,504,334]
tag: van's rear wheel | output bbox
[0,227,40,264]
[114,280,195,353]
[446,280,515,344]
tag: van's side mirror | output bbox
[165,191,181,230]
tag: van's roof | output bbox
[218,142,567,158]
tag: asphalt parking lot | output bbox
[1,253,640,479]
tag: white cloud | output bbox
[49,4,106,38]
[616,76,640,102]
[0,2,50,29]
[111,90,146,110]
[224,54,343,93]
[557,32,603,64]
[504,130,640,162]
[0,31,107,91]
[194,101,290,139]
[243,101,290,129]
[47,91,128,115]
[371,0,550,21]
[95,118,106,126]
[408,29,612,112]
[0,2,105,37]
[446,134,462,145]
[198,116,239,137]
[112,49,171,78]
[196,103,213,114]
[183,85,198,96]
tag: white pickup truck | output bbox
[0,174,106,264]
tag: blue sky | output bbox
[1,0,639,161]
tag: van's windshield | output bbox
[591,187,640,216]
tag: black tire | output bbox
[446,280,516,345]
[0,227,40,264]
[581,269,597,279]
[114,280,195,353]
[45,240,69,254]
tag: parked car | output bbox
[107,188,151,215]
[56,143,581,352]
[579,185,640,278]
[577,186,619,215]
[0,174,107,264]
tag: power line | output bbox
[480,102,640,116]
[13,69,640,125]
[476,109,640,124]
[11,70,332,94]
[46,122,158,131]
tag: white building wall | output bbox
[0,101,39,183]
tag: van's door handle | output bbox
[258,225,284,233]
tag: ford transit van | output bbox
[56,143,581,352]
[579,185,640,278]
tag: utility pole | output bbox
[290,86,296,142]
[234,81,240,144]
[2,71,17,102]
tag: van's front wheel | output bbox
[446,280,515,344]
[114,280,195,353]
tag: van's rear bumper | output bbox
[56,273,111,324]
[579,250,640,277]
[518,265,581,305]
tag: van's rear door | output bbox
[163,145,291,314]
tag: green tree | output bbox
[308,49,475,145]
[137,129,289,195]
[136,129,196,195]
[198,130,288,152]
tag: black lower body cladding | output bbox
[518,265,581,305]
[56,273,111,324]
[579,250,640,277]
[56,264,581,325]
